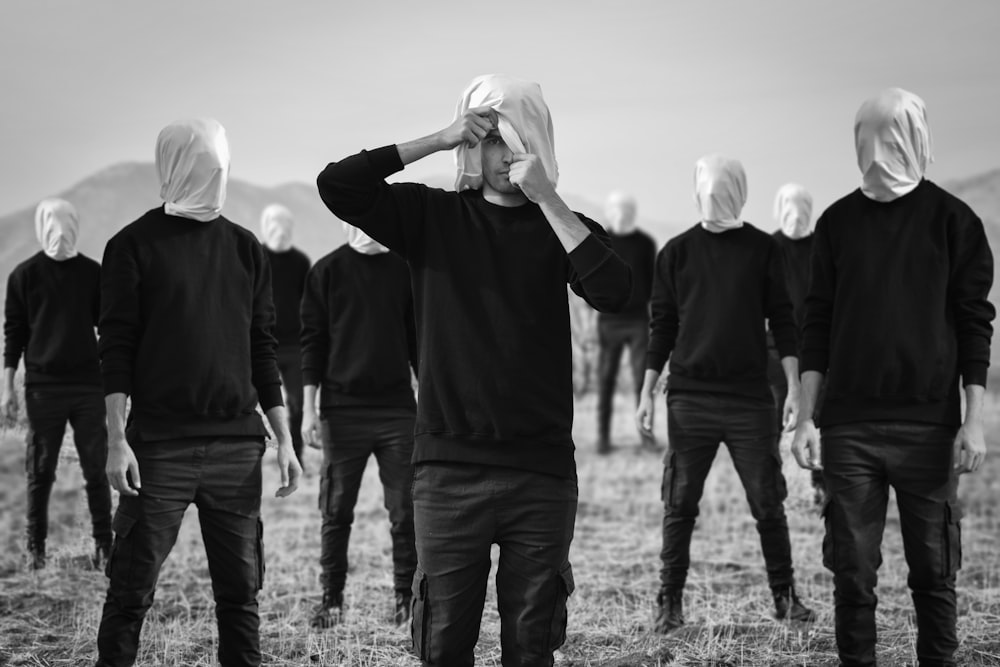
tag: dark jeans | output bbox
[821,422,961,667]
[596,316,649,443]
[24,384,111,548]
[411,462,577,667]
[277,344,304,462]
[96,437,266,667]
[661,391,794,590]
[318,407,416,595]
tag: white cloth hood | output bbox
[605,191,638,235]
[34,198,80,261]
[260,204,294,252]
[343,221,389,255]
[454,74,558,192]
[773,183,814,239]
[694,155,746,233]
[156,118,230,222]
[854,88,933,202]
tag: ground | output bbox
[1,393,999,666]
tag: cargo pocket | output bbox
[943,501,963,577]
[318,463,334,515]
[411,567,431,660]
[548,562,575,651]
[107,511,138,582]
[255,518,265,591]
[661,454,677,508]
[770,452,788,502]
[820,498,835,572]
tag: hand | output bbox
[782,385,800,432]
[275,439,302,498]
[791,419,822,471]
[106,435,142,496]
[439,106,496,150]
[637,392,656,438]
[302,409,321,450]
[0,386,17,422]
[953,421,986,474]
[508,153,555,204]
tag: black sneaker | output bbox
[26,539,45,571]
[653,588,684,633]
[394,592,412,626]
[772,585,816,622]
[309,590,344,629]
[92,539,112,571]
[597,437,613,455]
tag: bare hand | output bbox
[782,386,800,432]
[275,440,302,498]
[637,393,656,438]
[0,387,17,422]
[791,419,822,471]
[440,106,496,150]
[508,153,555,203]
[302,410,321,450]
[953,422,986,474]
[106,436,142,496]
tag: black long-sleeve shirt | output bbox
[263,246,310,347]
[317,146,632,479]
[301,245,416,410]
[3,252,101,386]
[99,206,283,443]
[766,231,815,356]
[600,229,657,321]
[801,180,995,427]
[647,223,797,400]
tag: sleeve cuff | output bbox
[799,350,828,375]
[368,145,406,179]
[258,382,284,411]
[646,351,669,374]
[567,233,613,278]
[961,361,989,388]
[302,369,322,387]
[102,372,132,397]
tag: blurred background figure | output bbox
[596,191,657,454]
[2,198,111,570]
[260,204,311,467]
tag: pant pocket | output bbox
[107,511,138,581]
[410,567,430,660]
[318,463,334,514]
[820,498,835,572]
[943,501,963,577]
[548,562,575,651]
[661,454,677,508]
[255,518,265,591]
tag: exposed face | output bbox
[480,130,520,196]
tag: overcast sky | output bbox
[1,0,998,229]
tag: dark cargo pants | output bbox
[318,406,416,595]
[411,462,577,667]
[24,384,111,549]
[661,391,795,590]
[821,422,961,667]
[596,316,649,443]
[95,437,265,667]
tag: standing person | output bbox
[595,191,658,454]
[767,184,826,503]
[637,155,815,634]
[260,203,311,466]
[792,88,994,667]
[300,222,418,629]
[2,199,111,570]
[95,119,301,667]
[317,74,631,666]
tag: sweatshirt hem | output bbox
[414,432,576,479]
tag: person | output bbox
[316,74,631,666]
[637,155,816,634]
[792,88,994,667]
[595,191,658,454]
[767,184,826,504]
[2,198,112,570]
[300,221,418,629]
[94,118,302,667]
[259,203,311,466]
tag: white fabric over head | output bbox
[260,203,294,252]
[454,74,558,192]
[34,198,80,261]
[156,118,230,222]
[605,191,638,234]
[773,183,814,239]
[342,221,389,255]
[694,155,747,233]
[854,88,933,202]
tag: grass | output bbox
[1,392,999,666]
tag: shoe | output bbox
[92,538,112,570]
[653,588,684,633]
[394,591,412,626]
[772,585,816,622]
[309,590,344,629]
[26,539,46,571]
[597,437,613,455]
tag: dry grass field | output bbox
[1,392,999,666]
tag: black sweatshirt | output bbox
[772,231,814,331]
[99,206,283,443]
[600,229,657,320]
[4,252,101,386]
[317,146,632,479]
[646,223,797,400]
[301,245,417,410]
[263,246,311,347]
[801,180,995,428]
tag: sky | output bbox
[1,0,998,229]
